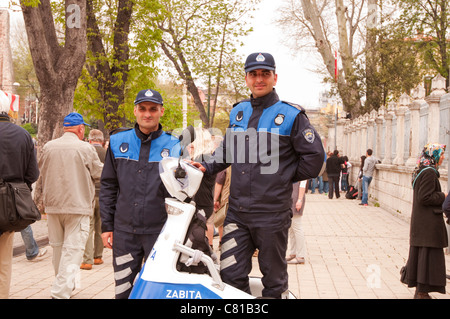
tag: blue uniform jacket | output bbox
[100,124,181,234]
[202,89,325,213]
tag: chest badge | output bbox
[119,143,129,153]
[274,113,285,126]
[236,110,244,122]
[161,148,170,158]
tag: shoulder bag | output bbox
[0,178,41,232]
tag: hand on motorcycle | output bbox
[185,160,206,172]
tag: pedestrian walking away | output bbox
[326,150,341,199]
[0,105,40,299]
[99,89,181,299]
[190,52,325,298]
[401,143,447,299]
[38,112,104,299]
[81,129,107,270]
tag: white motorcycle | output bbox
[129,128,296,299]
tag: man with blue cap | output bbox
[38,112,104,299]
[100,89,181,299]
[192,52,325,298]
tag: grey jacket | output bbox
[363,156,378,177]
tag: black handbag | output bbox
[0,179,41,232]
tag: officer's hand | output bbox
[102,232,113,249]
[185,160,206,172]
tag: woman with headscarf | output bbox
[401,143,447,299]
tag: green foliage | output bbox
[21,122,37,136]
[148,0,259,126]
[396,0,449,85]
[17,0,40,7]
[74,0,163,129]
[357,19,423,110]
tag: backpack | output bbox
[345,185,358,200]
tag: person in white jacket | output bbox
[38,112,103,299]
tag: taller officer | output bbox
[192,52,325,298]
[100,89,181,299]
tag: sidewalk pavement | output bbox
[9,193,450,299]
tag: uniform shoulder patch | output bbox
[282,101,305,113]
[109,127,132,136]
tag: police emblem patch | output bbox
[145,90,153,97]
[119,143,129,153]
[256,53,265,62]
[302,129,315,143]
[161,148,170,158]
[236,110,244,122]
[274,113,285,125]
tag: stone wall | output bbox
[334,74,449,222]
[348,163,447,223]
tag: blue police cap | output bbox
[63,112,90,127]
[244,52,276,73]
[134,89,164,105]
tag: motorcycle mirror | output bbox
[179,125,196,149]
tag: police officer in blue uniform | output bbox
[193,52,325,298]
[100,89,181,299]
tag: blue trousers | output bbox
[21,225,39,260]
[361,176,373,204]
[112,230,159,299]
[220,209,291,298]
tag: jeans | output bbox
[341,173,349,191]
[361,175,373,204]
[311,176,323,194]
[323,181,329,193]
[21,225,39,260]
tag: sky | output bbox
[1,0,325,109]
[239,0,326,109]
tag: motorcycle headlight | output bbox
[165,203,183,215]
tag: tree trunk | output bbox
[365,0,381,112]
[21,0,87,210]
[160,40,209,128]
[335,0,361,115]
[300,0,361,114]
[21,0,87,148]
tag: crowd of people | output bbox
[308,148,379,207]
[1,51,449,301]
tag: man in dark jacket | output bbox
[326,150,341,199]
[99,89,181,299]
[192,52,325,298]
[0,107,39,298]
